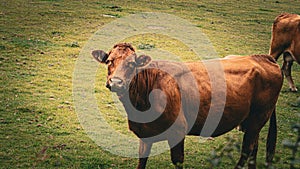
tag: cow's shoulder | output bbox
[250,54,277,64]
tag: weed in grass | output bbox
[51,31,64,37]
[65,41,80,48]
[138,43,156,50]
[283,114,300,169]
[292,97,300,107]
[208,135,241,168]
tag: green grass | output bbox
[1,0,300,168]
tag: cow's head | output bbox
[92,43,151,93]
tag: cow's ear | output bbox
[136,55,152,67]
[92,50,108,63]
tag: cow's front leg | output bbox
[168,139,185,169]
[137,139,152,169]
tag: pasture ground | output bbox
[0,0,299,168]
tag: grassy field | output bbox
[1,0,300,168]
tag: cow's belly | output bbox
[187,114,246,137]
[186,100,250,137]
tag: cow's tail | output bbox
[266,108,277,165]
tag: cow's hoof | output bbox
[289,87,298,92]
[175,163,183,169]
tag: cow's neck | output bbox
[117,67,158,111]
[131,67,158,110]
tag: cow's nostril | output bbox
[110,77,123,84]
[108,77,125,92]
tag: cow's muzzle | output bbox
[107,77,126,92]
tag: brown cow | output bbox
[92,43,283,169]
[269,13,300,92]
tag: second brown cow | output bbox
[270,13,300,92]
[92,43,283,169]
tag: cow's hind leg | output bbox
[248,139,259,169]
[168,139,185,169]
[137,140,153,169]
[235,129,260,169]
[282,52,297,92]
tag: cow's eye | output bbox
[127,62,136,68]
